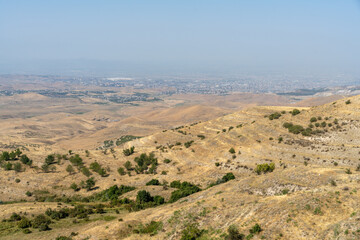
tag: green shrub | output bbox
[124,161,133,171]
[69,154,83,167]
[14,163,22,172]
[81,167,91,177]
[134,153,158,174]
[197,135,205,140]
[20,155,32,165]
[249,223,262,234]
[23,228,32,234]
[346,100,351,104]
[4,162,12,170]
[291,109,300,116]
[66,165,75,175]
[164,159,172,164]
[310,117,317,122]
[133,221,163,235]
[70,183,80,191]
[222,172,235,182]
[226,225,244,240]
[90,162,107,177]
[25,191,32,197]
[117,167,126,176]
[255,163,275,175]
[169,181,201,202]
[31,214,51,228]
[229,148,236,154]
[184,141,194,148]
[268,112,281,120]
[92,185,135,201]
[181,223,204,240]
[123,146,135,156]
[146,179,160,186]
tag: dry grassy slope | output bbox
[1,96,360,239]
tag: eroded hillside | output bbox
[1,96,360,240]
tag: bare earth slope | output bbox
[1,96,360,239]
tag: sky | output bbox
[0,0,359,75]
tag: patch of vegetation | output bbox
[91,185,135,201]
[116,135,141,146]
[134,153,158,174]
[184,141,194,148]
[229,148,236,154]
[291,109,301,116]
[89,161,108,177]
[123,146,135,156]
[255,163,275,175]
[197,135,205,140]
[164,158,172,164]
[146,179,160,186]
[169,181,201,202]
[268,112,281,120]
[133,221,163,236]
[180,223,204,240]
[208,172,235,188]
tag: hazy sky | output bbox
[0,0,359,75]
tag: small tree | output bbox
[85,177,95,191]
[20,155,32,166]
[226,225,244,240]
[124,161,132,171]
[45,154,55,165]
[70,183,79,191]
[117,167,126,175]
[229,148,235,154]
[66,165,75,175]
[14,163,22,172]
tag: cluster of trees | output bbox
[0,149,32,172]
[70,177,96,192]
[169,181,201,203]
[283,122,312,136]
[90,161,108,177]
[133,153,158,174]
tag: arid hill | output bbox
[1,95,360,240]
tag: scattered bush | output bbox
[133,221,163,236]
[146,179,160,186]
[69,154,84,167]
[197,135,205,140]
[66,165,75,175]
[123,146,135,156]
[229,148,236,154]
[181,223,204,240]
[184,141,194,148]
[226,225,244,240]
[268,112,281,120]
[90,161,107,177]
[81,167,92,177]
[291,109,300,116]
[20,154,32,165]
[255,163,275,175]
[249,224,262,234]
[169,181,201,202]
[164,159,172,164]
[117,167,126,175]
[346,100,351,104]
[310,117,317,122]
[134,153,158,174]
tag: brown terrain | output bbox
[0,83,358,240]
